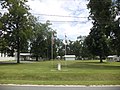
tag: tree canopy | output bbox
[30,20,56,61]
[86,0,120,62]
[0,0,32,63]
[86,0,113,62]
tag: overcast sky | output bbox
[27,0,92,41]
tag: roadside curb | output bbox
[0,84,120,87]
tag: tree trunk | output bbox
[17,37,20,63]
[10,49,14,57]
[100,55,103,63]
[36,56,38,61]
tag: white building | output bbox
[0,53,16,61]
[107,55,120,62]
[20,53,31,61]
[64,55,76,60]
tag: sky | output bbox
[27,0,92,41]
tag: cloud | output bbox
[27,0,92,41]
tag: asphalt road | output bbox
[0,85,120,90]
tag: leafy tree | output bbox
[30,20,56,61]
[0,36,8,57]
[87,0,112,62]
[56,38,64,58]
[0,0,32,63]
[56,36,91,60]
[72,40,82,59]
[65,36,92,60]
[109,0,120,56]
[82,39,93,59]
[66,40,74,55]
[77,36,92,59]
[66,39,82,59]
[85,28,110,62]
[0,5,8,56]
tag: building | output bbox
[20,53,31,61]
[64,55,76,60]
[0,53,15,61]
[107,55,120,62]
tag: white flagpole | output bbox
[65,34,67,55]
[64,34,67,70]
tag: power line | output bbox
[32,13,88,18]
[32,13,115,20]
[0,9,89,18]
[38,19,89,23]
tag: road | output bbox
[0,85,120,90]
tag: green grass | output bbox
[0,60,120,85]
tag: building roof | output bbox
[20,53,31,56]
[108,55,117,58]
[64,55,76,58]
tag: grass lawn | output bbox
[0,60,120,85]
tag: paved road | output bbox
[0,85,120,90]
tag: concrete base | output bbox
[57,63,61,71]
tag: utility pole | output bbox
[51,31,54,60]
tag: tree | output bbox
[30,20,56,61]
[72,40,82,59]
[0,5,8,57]
[56,38,64,58]
[77,36,92,60]
[85,28,110,62]
[0,35,8,57]
[65,36,93,60]
[87,0,112,62]
[0,0,32,63]
[66,40,74,55]
[109,0,120,56]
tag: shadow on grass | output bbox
[0,61,17,65]
[65,62,120,70]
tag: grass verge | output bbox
[0,60,120,85]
